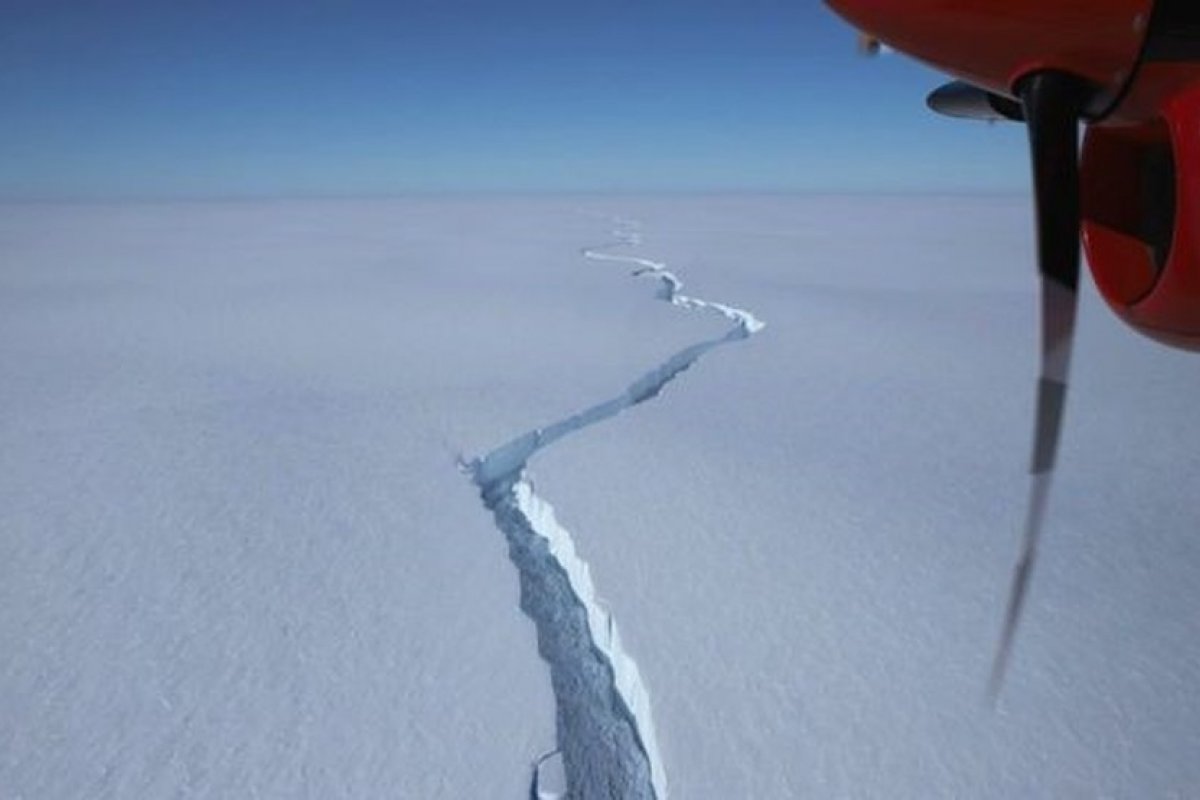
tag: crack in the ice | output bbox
[466,217,764,799]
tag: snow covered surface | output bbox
[2,195,1198,798]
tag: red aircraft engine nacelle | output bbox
[824,0,1151,116]
[1082,79,1200,349]
[827,0,1200,350]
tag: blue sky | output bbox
[1,0,1029,197]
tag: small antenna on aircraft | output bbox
[857,32,882,57]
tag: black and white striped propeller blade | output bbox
[988,72,1088,700]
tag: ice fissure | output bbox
[467,218,764,799]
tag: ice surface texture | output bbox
[469,218,764,799]
[5,196,1199,798]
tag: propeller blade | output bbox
[989,72,1088,701]
[927,81,1024,123]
